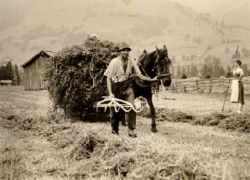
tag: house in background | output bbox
[21,51,50,91]
[0,80,12,86]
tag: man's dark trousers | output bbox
[110,84,136,134]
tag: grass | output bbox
[139,108,250,133]
[154,91,250,115]
[0,86,249,179]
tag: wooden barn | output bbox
[21,51,50,91]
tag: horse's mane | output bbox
[138,48,171,67]
[148,51,157,61]
[138,50,156,65]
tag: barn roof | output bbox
[21,50,51,68]
[0,80,12,84]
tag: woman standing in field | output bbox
[230,59,244,113]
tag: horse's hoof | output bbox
[151,127,158,133]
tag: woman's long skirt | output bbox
[231,79,244,105]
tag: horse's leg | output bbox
[147,97,157,132]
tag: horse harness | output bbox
[137,61,162,94]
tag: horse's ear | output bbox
[155,46,160,53]
[163,45,167,50]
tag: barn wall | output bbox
[23,56,48,91]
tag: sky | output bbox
[0,0,237,14]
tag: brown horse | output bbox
[133,45,172,132]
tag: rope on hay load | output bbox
[96,96,147,113]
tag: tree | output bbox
[201,64,208,78]
[190,54,197,61]
[177,64,181,78]
[190,64,198,77]
[201,60,213,78]
[219,66,225,77]
[242,47,250,58]
[202,56,225,78]
[205,73,211,79]
[225,65,232,77]
[232,47,241,59]
[5,61,13,80]
[193,36,202,44]
[187,64,191,76]
[181,73,187,79]
[182,55,185,61]
[0,66,8,80]
[242,63,250,76]
[13,64,21,85]
[0,61,14,81]
[207,45,213,51]
[211,57,222,78]
[182,66,186,75]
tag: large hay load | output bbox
[45,37,126,118]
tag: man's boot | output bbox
[128,129,137,138]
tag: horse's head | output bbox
[154,45,172,87]
[138,45,172,87]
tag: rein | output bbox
[138,61,161,95]
[157,73,172,79]
[138,61,151,78]
[138,60,171,79]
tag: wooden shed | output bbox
[21,51,50,91]
[0,80,12,86]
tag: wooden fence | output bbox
[170,78,250,94]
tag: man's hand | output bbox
[151,76,159,82]
[109,93,115,98]
[138,74,159,82]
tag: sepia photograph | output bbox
[0,0,249,179]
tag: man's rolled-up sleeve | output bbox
[132,60,141,75]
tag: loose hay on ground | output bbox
[66,131,210,179]
[70,132,106,160]
[140,108,250,133]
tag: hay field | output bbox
[0,86,249,180]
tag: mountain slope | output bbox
[213,0,250,29]
[0,0,250,66]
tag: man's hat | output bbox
[119,44,131,52]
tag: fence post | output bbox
[209,79,212,93]
[176,81,180,93]
[196,79,199,92]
